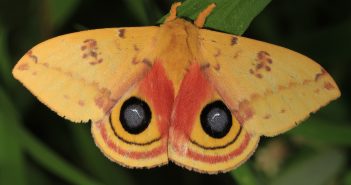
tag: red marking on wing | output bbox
[81,39,103,65]
[139,61,175,135]
[169,64,253,164]
[94,88,115,113]
[26,50,38,63]
[315,69,327,81]
[249,51,273,79]
[186,133,250,163]
[171,63,213,136]
[17,63,29,71]
[78,100,85,106]
[231,36,238,46]
[97,121,166,159]
[233,100,254,125]
[324,81,335,90]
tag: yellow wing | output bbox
[199,29,341,137]
[13,27,158,122]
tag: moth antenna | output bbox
[165,2,182,23]
[194,3,216,28]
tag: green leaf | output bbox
[122,0,149,25]
[70,125,134,185]
[270,149,346,185]
[287,17,351,64]
[231,162,260,185]
[159,0,271,35]
[46,0,81,30]
[344,170,351,185]
[122,0,162,25]
[0,88,26,185]
[288,118,351,146]
[20,128,104,185]
[0,88,103,185]
[0,22,14,89]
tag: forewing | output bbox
[199,29,340,136]
[13,27,158,122]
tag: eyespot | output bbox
[200,100,232,138]
[120,97,151,134]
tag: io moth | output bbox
[13,2,340,173]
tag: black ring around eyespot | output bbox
[190,126,242,150]
[119,97,151,135]
[200,100,232,139]
[109,116,161,146]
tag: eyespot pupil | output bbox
[200,101,232,138]
[206,108,228,133]
[120,97,151,134]
[123,104,145,129]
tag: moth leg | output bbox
[194,3,216,28]
[165,2,182,23]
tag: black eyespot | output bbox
[200,100,232,139]
[120,97,151,134]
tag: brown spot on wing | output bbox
[118,29,126,38]
[131,57,139,65]
[84,39,97,47]
[303,79,312,85]
[81,45,87,51]
[265,66,271,71]
[81,39,103,65]
[233,100,254,125]
[26,50,38,63]
[90,51,97,58]
[256,63,263,70]
[315,69,327,81]
[17,63,29,71]
[200,63,210,70]
[324,81,335,90]
[267,58,273,64]
[214,49,221,57]
[78,100,85,106]
[142,58,152,67]
[213,63,220,71]
[280,109,286,113]
[231,36,238,46]
[233,50,241,59]
[257,51,270,58]
[94,88,117,113]
[90,59,103,65]
[133,44,139,51]
[249,50,273,79]
[263,114,271,119]
[255,73,263,78]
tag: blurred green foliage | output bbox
[0,0,350,185]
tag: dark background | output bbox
[0,0,350,185]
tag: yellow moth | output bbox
[12,2,340,173]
